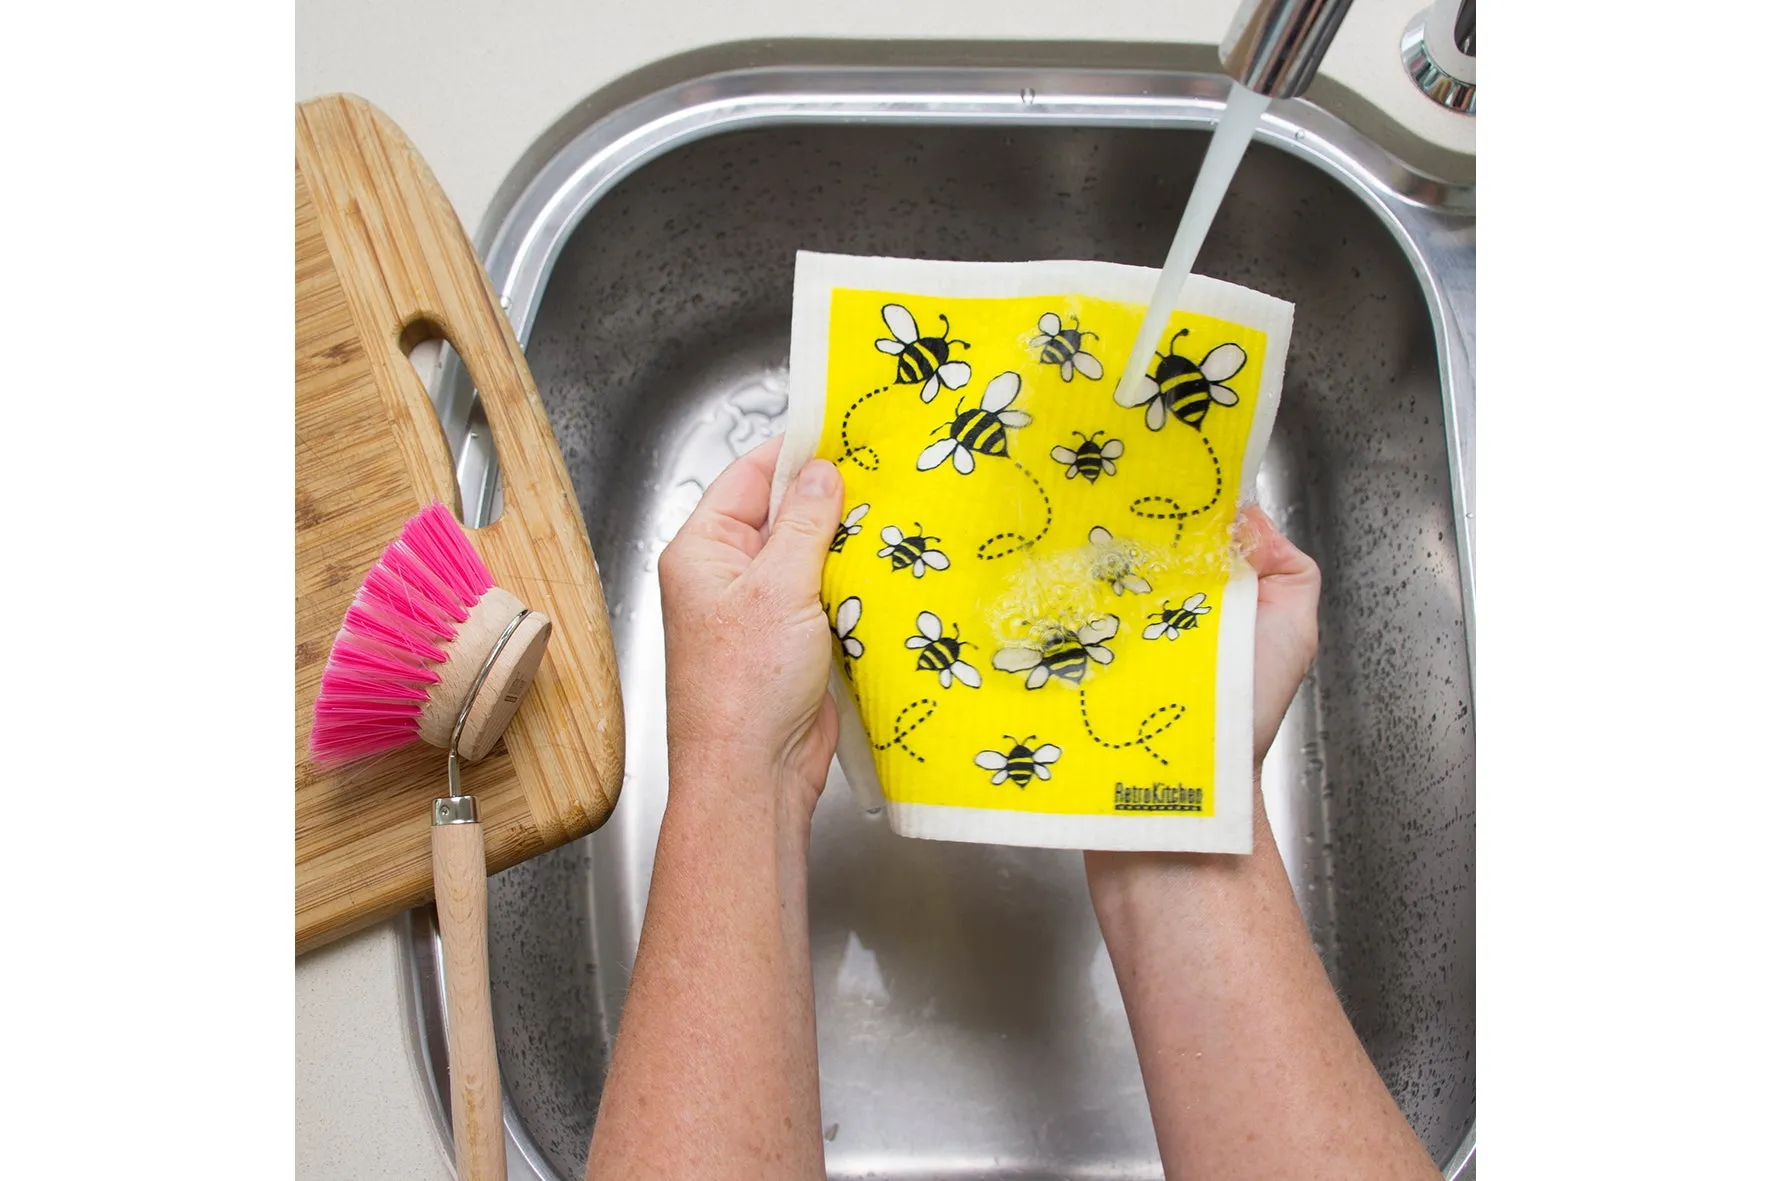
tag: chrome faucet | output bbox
[1402,0,1476,113]
[1218,0,1360,100]
[1219,0,1475,116]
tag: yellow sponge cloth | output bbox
[771,253,1293,853]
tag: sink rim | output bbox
[482,65,1475,348]
[459,62,1475,678]
[414,60,1477,1181]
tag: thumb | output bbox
[758,458,844,591]
[1239,504,1314,584]
[1238,504,1321,760]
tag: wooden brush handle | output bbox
[432,817,507,1181]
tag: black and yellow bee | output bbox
[830,503,870,553]
[1143,594,1213,640]
[829,596,864,662]
[991,615,1119,689]
[1087,525,1151,596]
[905,611,981,689]
[875,303,973,403]
[1050,431,1124,482]
[877,523,949,577]
[1030,312,1104,382]
[1115,328,1247,432]
[975,736,1062,787]
[917,371,1032,475]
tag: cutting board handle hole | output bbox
[404,321,505,528]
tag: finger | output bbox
[1240,504,1319,621]
[1238,504,1317,583]
[1242,504,1321,760]
[677,435,785,553]
[729,435,786,501]
[754,458,843,590]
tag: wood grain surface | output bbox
[432,820,507,1180]
[295,94,624,954]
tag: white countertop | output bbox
[294,2,1471,1175]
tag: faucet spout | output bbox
[1218,0,1358,100]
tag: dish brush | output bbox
[310,501,551,1181]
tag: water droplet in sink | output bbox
[657,479,705,542]
[723,369,789,454]
[835,930,888,1003]
[727,368,789,417]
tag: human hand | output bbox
[1238,504,1321,763]
[657,437,845,822]
[1080,511,1436,1181]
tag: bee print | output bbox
[991,615,1119,689]
[975,736,1062,787]
[1030,312,1104,382]
[829,596,865,662]
[1144,594,1213,640]
[904,611,981,689]
[875,303,972,403]
[1050,431,1123,482]
[917,371,1033,475]
[1087,526,1151,596]
[877,523,950,577]
[1114,328,1247,432]
[830,503,870,553]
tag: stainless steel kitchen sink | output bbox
[406,62,1475,1181]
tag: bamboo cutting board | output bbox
[295,95,624,953]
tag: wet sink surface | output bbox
[417,69,1474,1181]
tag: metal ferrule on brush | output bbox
[433,795,479,825]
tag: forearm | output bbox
[1086,784,1437,1180]
[586,759,824,1180]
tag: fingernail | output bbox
[800,459,838,497]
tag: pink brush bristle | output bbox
[402,501,494,600]
[358,565,455,640]
[380,544,473,624]
[340,603,451,664]
[309,502,496,764]
[323,638,443,687]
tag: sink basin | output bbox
[406,62,1475,1181]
